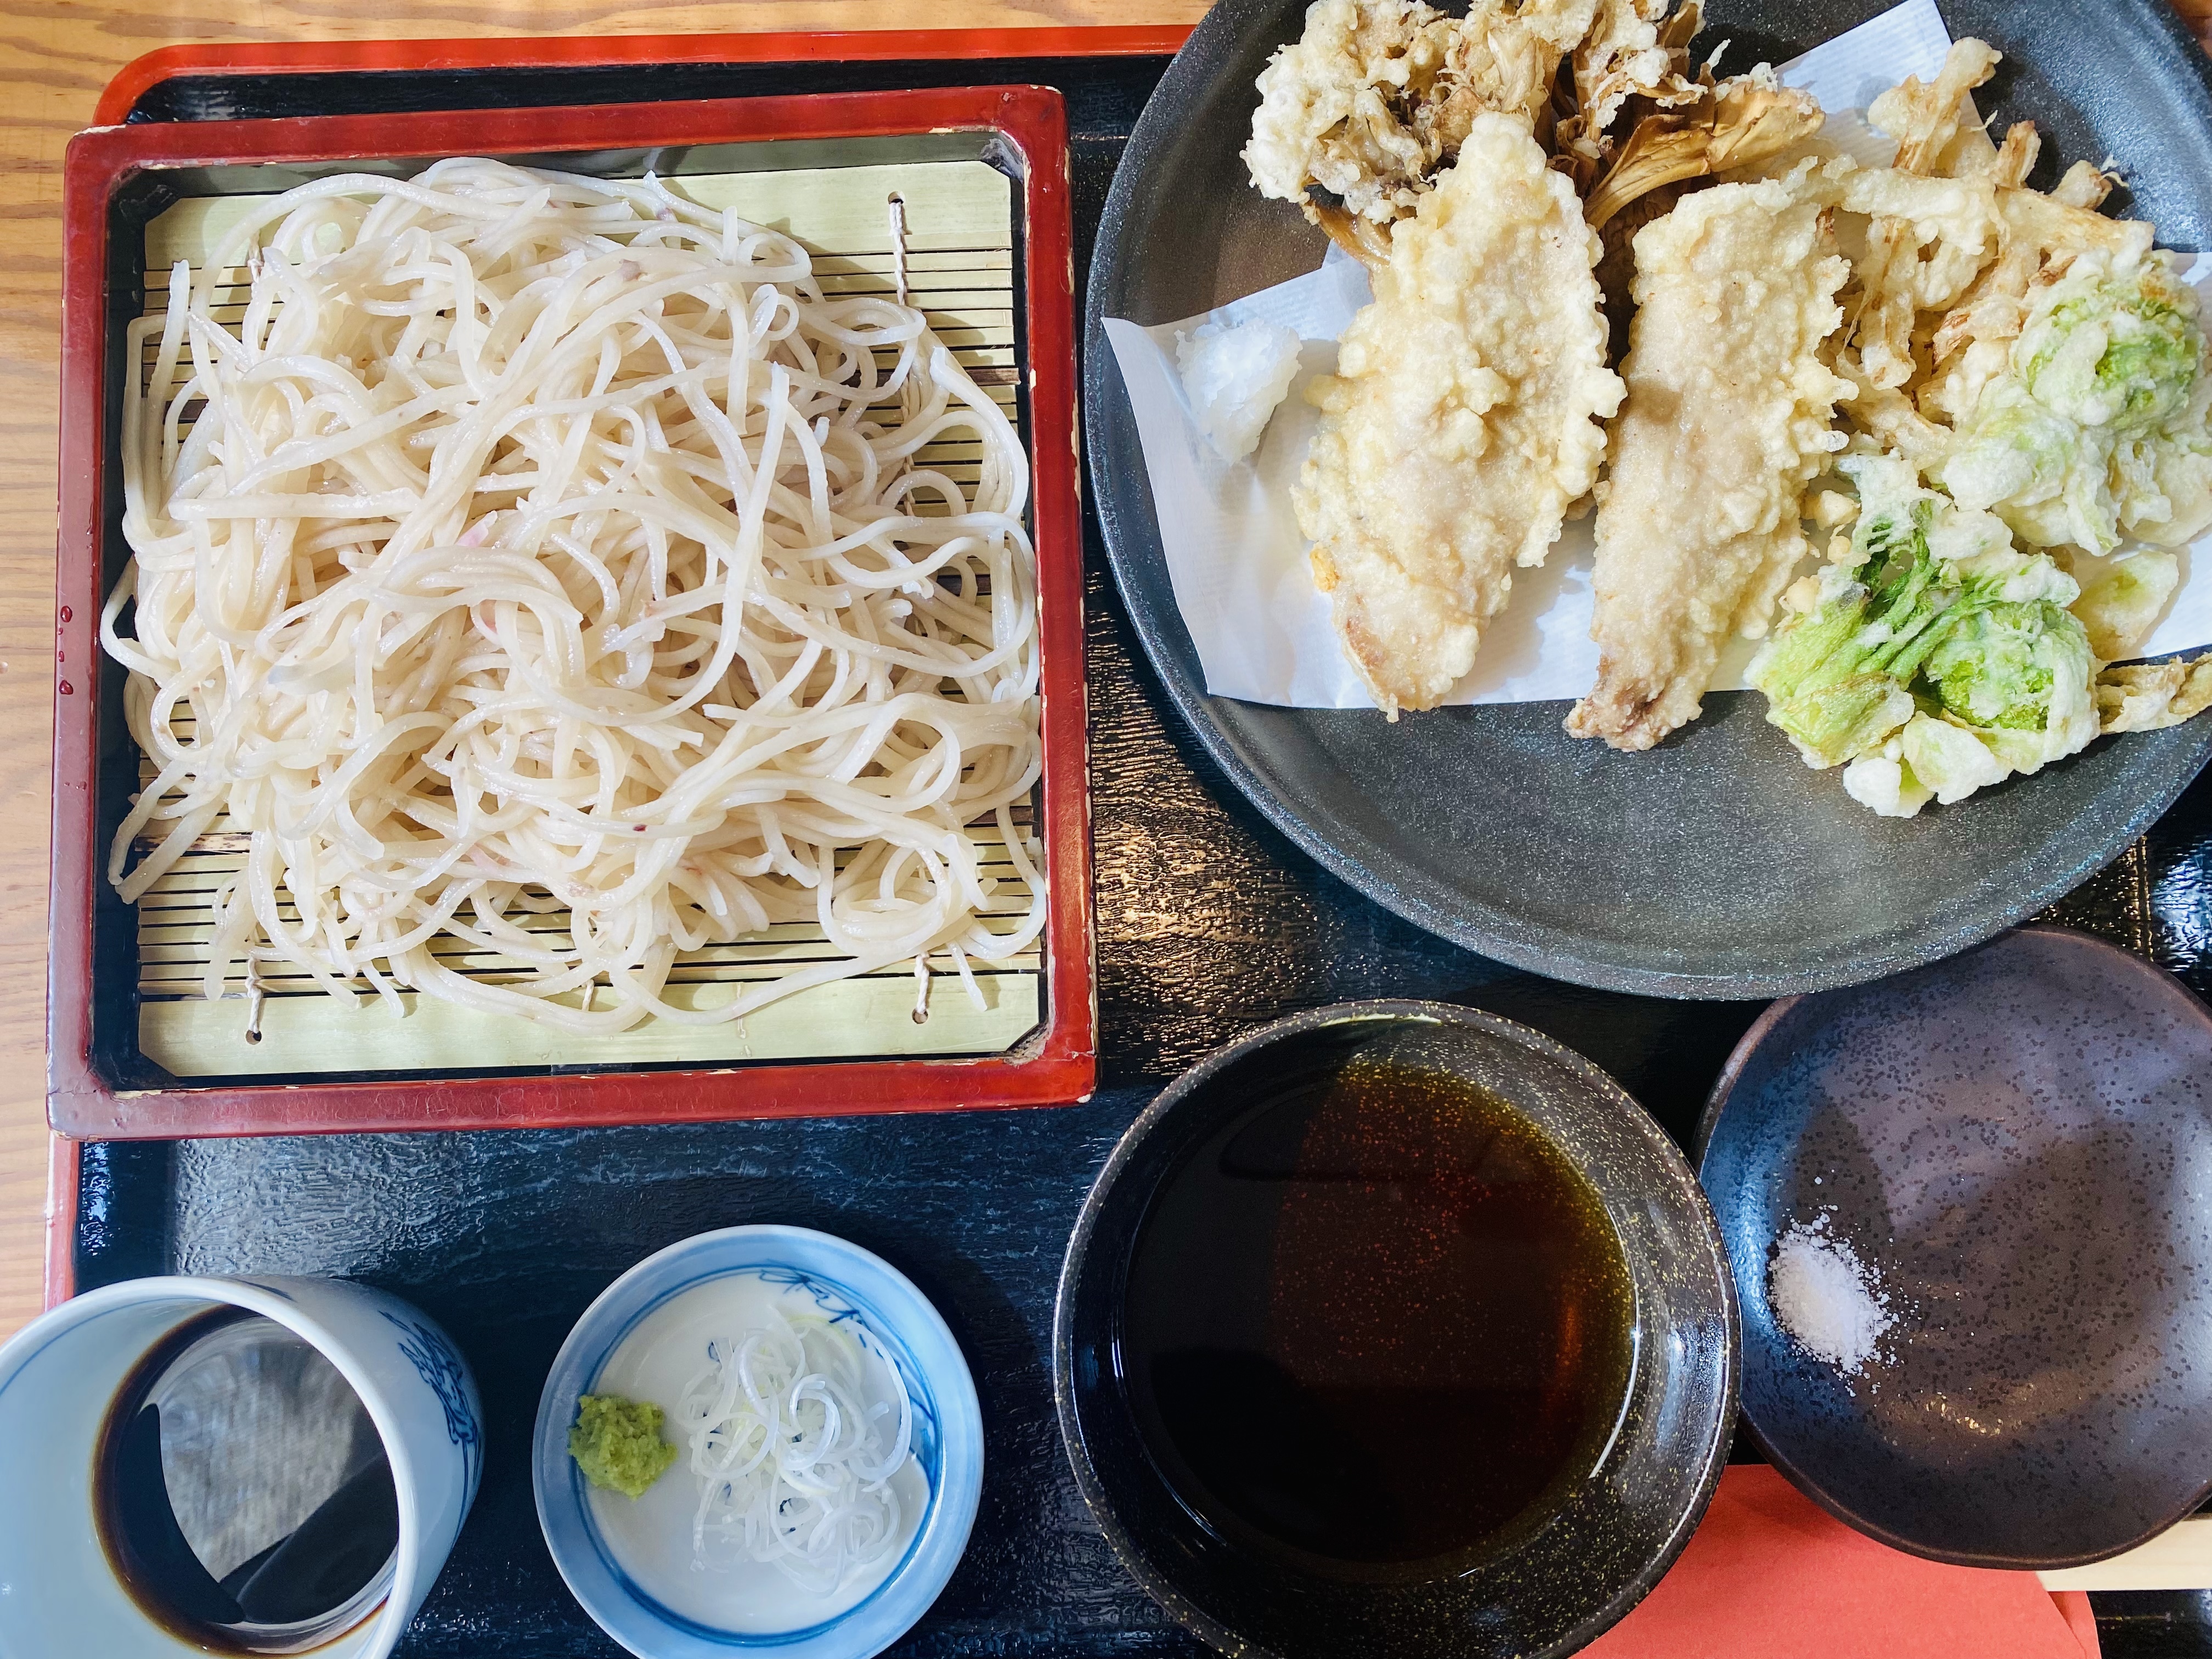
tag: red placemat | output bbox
[1588,1466,2099,1658]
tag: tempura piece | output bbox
[2049,158,2121,211]
[1296,114,1623,716]
[1244,0,1596,250]
[1567,174,1852,750]
[1835,337,1955,476]
[1760,41,2008,392]
[1583,65,1825,230]
[1942,247,2212,555]
[1910,167,2141,426]
[2097,656,2212,732]
[1834,41,2147,403]
[1850,41,2006,388]
[2066,546,2182,659]
[1963,119,2042,189]
[1573,0,1690,129]
[1244,0,1463,226]
[1244,0,1766,260]
[1747,454,2097,817]
[1778,143,2140,444]
[1920,132,2054,415]
[1553,0,1705,187]
[1446,0,1607,130]
[1869,36,2002,174]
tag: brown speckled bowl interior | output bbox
[1054,1003,1737,1659]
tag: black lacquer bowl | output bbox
[1053,1003,1737,1659]
[1699,926,2212,1566]
[1085,0,2212,998]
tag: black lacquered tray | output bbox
[68,38,2212,1659]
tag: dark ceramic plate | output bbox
[1054,1003,1737,1659]
[1697,926,2212,1567]
[1085,0,2212,998]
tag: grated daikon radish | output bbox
[1175,318,1302,462]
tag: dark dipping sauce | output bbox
[1122,1056,1635,1576]
[95,1307,399,1656]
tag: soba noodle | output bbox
[104,157,1042,1033]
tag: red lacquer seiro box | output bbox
[49,83,1096,1139]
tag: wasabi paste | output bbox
[568,1393,676,1499]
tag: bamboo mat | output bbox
[125,158,1044,1078]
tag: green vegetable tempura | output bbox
[1747,455,2096,817]
[568,1393,677,1499]
[1942,249,2212,556]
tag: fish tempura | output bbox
[1295,113,1623,716]
[1567,174,1852,749]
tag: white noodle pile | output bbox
[678,1310,915,1593]
[104,157,1041,1032]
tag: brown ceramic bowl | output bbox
[1054,1002,1737,1659]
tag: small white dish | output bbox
[0,1274,481,1659]
[534,1225,983,1659]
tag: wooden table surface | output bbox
[0,0,2208,1348]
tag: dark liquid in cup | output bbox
[94,1308,400,1656]
[1122,1056,1634,1573]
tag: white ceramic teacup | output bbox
[0,1274,482,1658]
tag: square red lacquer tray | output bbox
[50,82,1095,1141]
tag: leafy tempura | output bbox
[1942,249,2212,556]
[1747,455,2097,817]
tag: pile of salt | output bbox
[1768,1213,1896,1375]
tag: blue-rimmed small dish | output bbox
[533,1224,983,1659]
